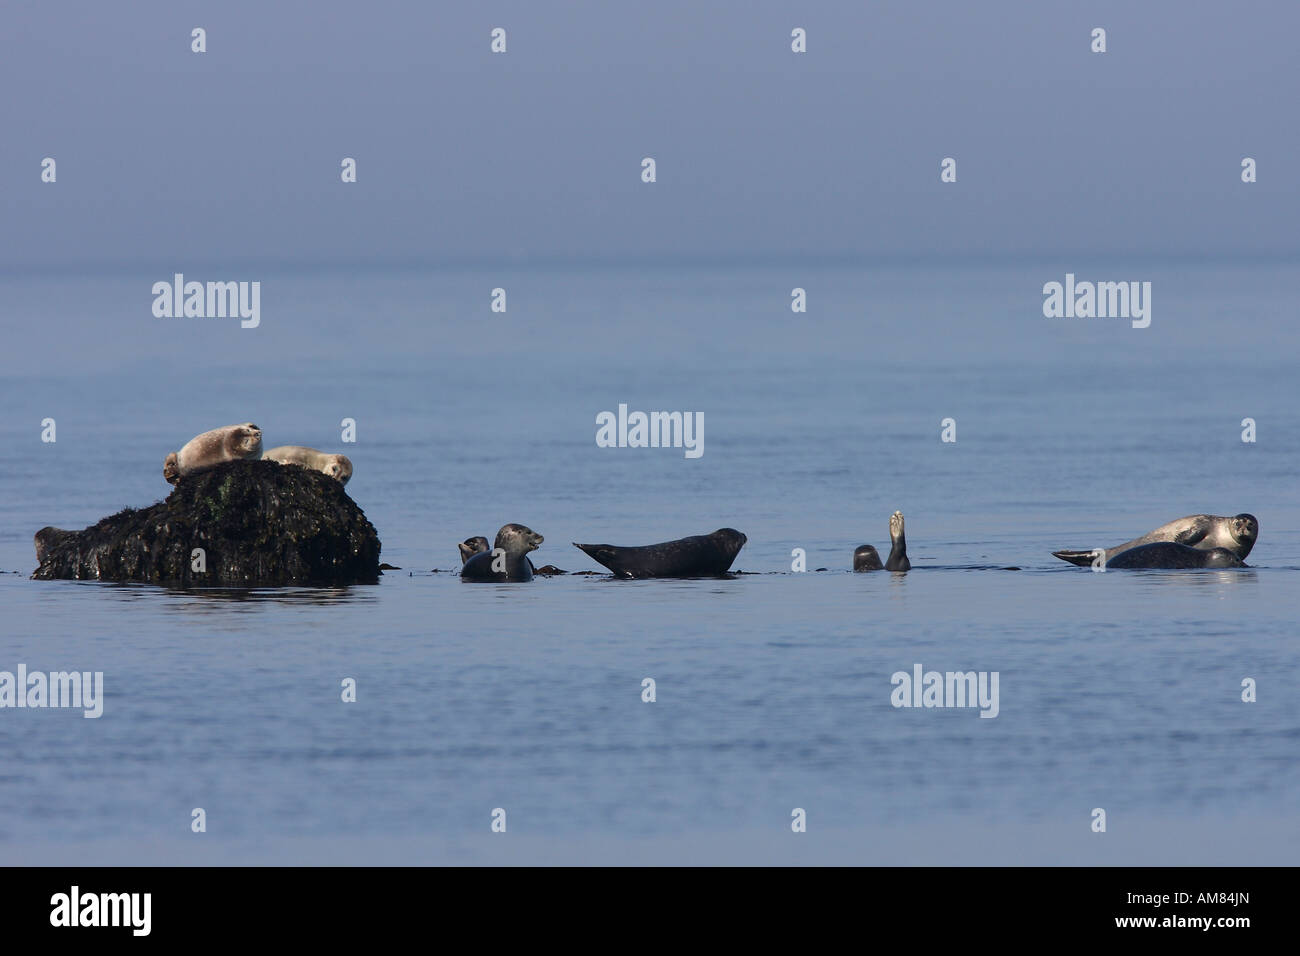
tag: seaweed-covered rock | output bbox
[32,459,381,586]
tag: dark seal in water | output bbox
[572,528,747,578]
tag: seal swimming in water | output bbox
[263,445,353,485]
[571,528,747,578]
[1053,514,1258,567]
[853,511,910,572]
[163,423,262,484]
[1103,543,1247,569]
[459,534,539,574]
[461,524,544,582]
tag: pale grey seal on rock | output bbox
[263,445,353,485]
[163,423,262,484]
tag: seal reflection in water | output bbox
[854,511,910,572]
[572,528,747,579]
[460,524,544,582]
[1053,514,1258,568]
[163,423,262,484]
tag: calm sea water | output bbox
[1,263,1297,864]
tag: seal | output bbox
[461,524,544,582]
[458,536,491,565]
[572,528,747,578]
[853,545,883,571]
[163,423,262,484]
[263,445,353,485]
[1053,514,1258,567]
[459,534,538,574]
[1104,543,1246,569]
[853,511,910,572]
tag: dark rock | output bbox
[32,459,381,587]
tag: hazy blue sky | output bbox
[2,0,1296,269]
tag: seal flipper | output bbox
[884,511,910,572]
[572,543,627,576]
[1052,549,1101,567]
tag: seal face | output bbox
[1104,543,1246,569]
[459,534,539,574]
[461,523,544,582]
[571,528,747,578]
[164,423,262,484]
[853,511,910,572]
[853,545,883,571]
[263,446,353,485]
[458,536,491,565]
[1053,513,1259,567]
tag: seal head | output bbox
[458,536,491,565]
[853,545,883,571]
[461,523,544,582]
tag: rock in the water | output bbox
[32,459,381,586]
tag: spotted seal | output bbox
[1053,514,1257,567]
[163,423,262,484]
[461,524,544,582]
[263,445,353,485]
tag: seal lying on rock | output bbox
[1103,542,1247,569]
[35,459,380,586]
[572,528,747,578]
[1053,514,1258,567]
[263,445,353,485]
[461,524,544,582]
[164,423,263,484]
[854,511,910,572]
